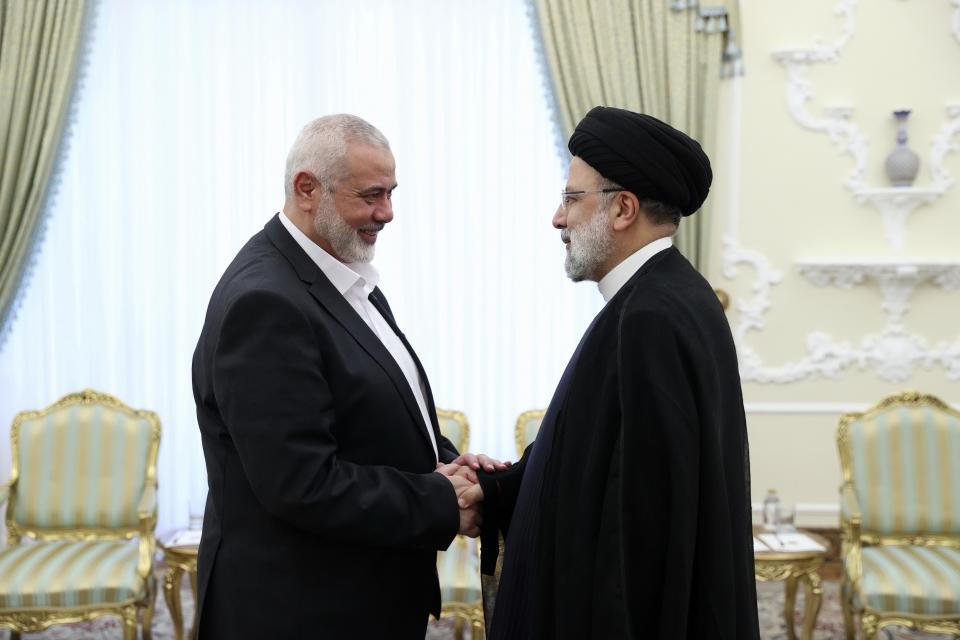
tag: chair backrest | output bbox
[436,409,470,453]
[514,410,545,458]
[838,390,960,537]
[8,390,160,537]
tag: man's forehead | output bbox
[566,155,603,186]
[343,143,396,186]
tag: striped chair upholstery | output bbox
[14,404,154,530]
[0,390,161,640]
[859,546,960,616]
[0,540,142,609]
[435,409,484,639]
[837,391,960,639]
[514,409,545,458]
[846,402,960,536]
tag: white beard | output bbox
[313,193,378,263]
[564,207,613,282]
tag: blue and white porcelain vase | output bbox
[884,110,920,187]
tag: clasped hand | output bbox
[435,453,510,537]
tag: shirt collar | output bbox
[278,211,379,295]
[598,236,673,302]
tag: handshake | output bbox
[435,453,510,537]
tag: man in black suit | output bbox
[192,114,498,637]
[473,107,760,639]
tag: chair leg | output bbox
[122,606,138,640]
[840,579,855,640]
[454,616,465,640]
[189,570,199,640]
[142,573,158,640]
[800,571,823,640]
[861,612,878,640]
[784,575,799,640]
[470,615,485,640]
[164,567,185,640]
[10,631,20,640]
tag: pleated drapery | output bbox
[0,0,91,343]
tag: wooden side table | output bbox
[158,540,199,640]
[753,529,831,640]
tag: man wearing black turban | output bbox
[471,107,760,639]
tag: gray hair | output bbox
[284,114,390,198]
[598,177,681,227]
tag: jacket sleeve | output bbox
[212,287,459,551]
[436,434,459,464]
[476,444,531,574]
[616,307,701,637]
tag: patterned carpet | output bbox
[0,577,954,639]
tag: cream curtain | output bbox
[533,0,742,270]
[0,0,90,342]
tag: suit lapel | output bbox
[369,288,442,439]
[264,215,436,454]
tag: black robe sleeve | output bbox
[476,444,532,575]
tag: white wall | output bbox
[710,0,960,526]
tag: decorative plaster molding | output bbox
[772,0,865,191]
[721,3,960,390]
[722,236,859,384]
[729,255,960,384]
[772,9,960,250]
[722,235,783,343]
[770,0,857,64]
[796,261,960,323]
[850,188,942,249]
[931,104,960,190]
[792,261,960,382]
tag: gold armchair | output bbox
[436,409,484,639]
[0,389,161,640]
[837,390,960,639]
[514,409,545,458]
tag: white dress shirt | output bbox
[278,212,439,459]
[597,236,673,302]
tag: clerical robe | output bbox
[479,246,760,639]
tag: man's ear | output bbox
[612,191,641,231]
[292,172,320,212]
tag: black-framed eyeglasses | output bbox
[560,188,623,211]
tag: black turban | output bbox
[567,106,712,216]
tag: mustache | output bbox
[358,222,385,233]
[560,229,571,242]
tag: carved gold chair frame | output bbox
[435,409,485,639]
[514,409,545,459]
[437,408,470,454]
[837,390,960,639]
[0,389,161,640]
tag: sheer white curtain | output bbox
[0,0,604,534]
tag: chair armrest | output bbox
[136,483,158,578]
[137,483,157,520]
[840,483,861,526]
[0,480,10,507]
[137,533,156,578]
[839,483,862,583]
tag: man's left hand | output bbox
[450,452,511,474]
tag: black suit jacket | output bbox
[192,214,460,638]
[480,247,759,639]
